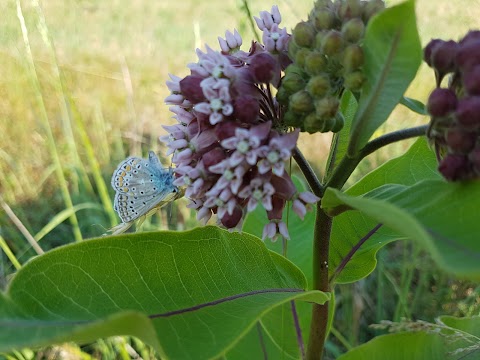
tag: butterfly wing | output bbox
[111,152,180,223]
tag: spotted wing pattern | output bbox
[111,151,179,223]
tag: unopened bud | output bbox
[341,18,365,43]
[362,0,385,21]
[234,95,260,123]
[344,71,365,92]
[427,88,458,117]
[293,21,316,48]
[305,51,328,75]
[249,53,278,83]
[290,90,315,113]
[331,112,345,133]
[438,154,469,181]
[304,112,323,133]
[282,71,306,94]
[312,9,336,30]
[463,65,480,95]
[445,127,477,154]
[180,75,205,103]
[315,96,340,118]
[455,96,480,129]
[342,44,364,72]
[455,39,480,72]
[321,30,344,56]
[338,0,363,21]
[423,39,443,67]
[431,40,458,76]
[306,74,331,97]
[295,48,312,67]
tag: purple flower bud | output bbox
[445,127,477,154]
[202,147,226,169]
[459,30,480,46]
[438,154,469,181]
[233,95,260,123]
[431,40,458,75]
[249,53,279,84]
[220,206,243,228]
[423,39,443,67]
[462,65,480,95]
[455,96,480,129]
[427,88,458,117]
[455,39,480,72]
[180,76,205,103]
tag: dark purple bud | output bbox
[462,65,480,95]
[455,39,480,72]
[423,39,443,67]
[202,147,226,169]
[249,53,279,84]
[293,21,316,48]
[214,120,239,140]
[220,206,243,228]
[431,40,458,75]
[427,88,458,117]
[233,95,260,123]
[179,75,205,103]
[266,196,286,221]
[270,173,297,200]
[459,30,480,46]
[438,154,469,181]
[455,96,480,129]
[445,127,477,154]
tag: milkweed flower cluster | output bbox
[425,31,480,181]
[161,6,320,241]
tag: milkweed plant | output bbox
[3,0,480,359]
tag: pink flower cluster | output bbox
[161,6,319,241]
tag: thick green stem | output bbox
[306,204,332,359]
[296,126,427,359]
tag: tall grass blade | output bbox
[0,235,22,271]
[32,0,94,196]
[34,203,104,242]
[1,197,44,255]
[16,0,83,242]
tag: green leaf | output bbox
[400,96,427,115]
[327,137,440,283]
[440,315,480,338]
[348,0,422,155]
[337,332,445,359]
[0,227,328,359]
[323,180,480,281]
[326,91,358,178]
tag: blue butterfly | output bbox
[107,151,183,235]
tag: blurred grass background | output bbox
[1,0,480,358]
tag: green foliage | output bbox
[0,227,328,358]
[348,0,422,155]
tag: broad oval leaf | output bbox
[327,137,440,283]
[0,227,329,359]
[348,0,422,155]
[323,180,480,281]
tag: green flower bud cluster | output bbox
[279,0,385,134]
